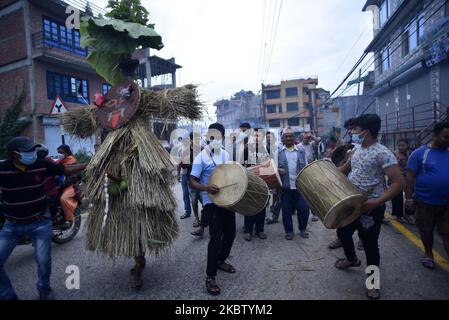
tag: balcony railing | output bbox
[32,31,89,58]
[380,100,449,149]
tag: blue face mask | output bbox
[352,133,365,145]
[17,151,37,165]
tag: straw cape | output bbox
[61,84,203,257]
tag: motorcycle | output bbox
[0,183,84,245]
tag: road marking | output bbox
[385,212,449,274]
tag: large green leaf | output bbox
[81,16,164,51]
[86,51,125,86]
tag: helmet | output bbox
[36,145,49,159]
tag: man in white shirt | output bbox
[189,123,235,296]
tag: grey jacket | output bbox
[278,146,307,190]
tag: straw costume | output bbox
[61,0,203,288]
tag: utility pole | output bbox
[355,69,361,116]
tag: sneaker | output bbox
[285,233,294,240]
[191,229,204,237]
[266,218,278,224]
[180,213,191,219]
[311,216,319,222]
[255,232,267,239]
[39,288,55,300]
[382,218,390,225]
[244,233,252,241]
[299,230,309,239]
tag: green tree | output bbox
[106,0,150,26]
[0,89,31,159]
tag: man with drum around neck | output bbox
[337,114,404,300]
[189,123,236,296]
[278,127,310,240]
[238,125,269,242]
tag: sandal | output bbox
[191,229,204,237]
[193,220,200,228]
[366,288,381,300]
[334,257,361,269]
[328,238,342,249]
[420,257,436,270]
[206,277,220,296]
[218,261,236,273]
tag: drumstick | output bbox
[219,182,239,189]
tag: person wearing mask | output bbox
[0,137,86,300]
[278,128,310,240]
[36,146,60,217]
[177,135,193,220]
[336,114,403,300]
[189,123,235,296]
[266,131,282,224]
[405,122,449,270]
[56,145,79,227]
[242,128,268,241]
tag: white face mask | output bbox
[57,154,65,160]
[239,132,248,140]
[209,139,222,150]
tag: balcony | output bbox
[31,31,95,74]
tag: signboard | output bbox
[49,95,68,116]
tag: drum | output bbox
[247,159,281,189]
[209,163,269,216]
[296,160,365,229]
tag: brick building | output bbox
[0,0,182,155]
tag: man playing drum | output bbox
[238,125,269,241]
[189,123,236,296]
[336,114,404,300]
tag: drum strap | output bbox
[208,149,225,168]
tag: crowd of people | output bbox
[0,117,448,300]
[176,117,449,299]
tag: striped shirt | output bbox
[0,159,64,218]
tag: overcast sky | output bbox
[91,0,374,123]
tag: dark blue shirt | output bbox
[407,146,449,206]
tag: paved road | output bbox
[4,184,449,300]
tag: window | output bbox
[268,119,281,128]
[379,43,390,74]
[42,17,87,57]
[285,87,298,97]
[288,118,300,126]
[402,13,425,57]
[47,71,89,103]
[266,105,277,114]
[266,90,281,100]
[102,83,112,95]
[380,0,389,27]
[287,102,299,112]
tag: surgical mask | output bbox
[209,139,222,150]
[57,154,65,160]
[239,132,248,141]
[17,151,37,165]
[352,133,365,145]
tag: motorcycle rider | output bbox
[0,137,86,300]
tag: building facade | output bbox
[0,0,181,155]
[363,0,449,148]
[262,78,332,134]
[215,90,262,130]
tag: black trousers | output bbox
[205,204,236,278]
[336,205,385,267]
[391,191,404,218]
[244,208,266,234]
